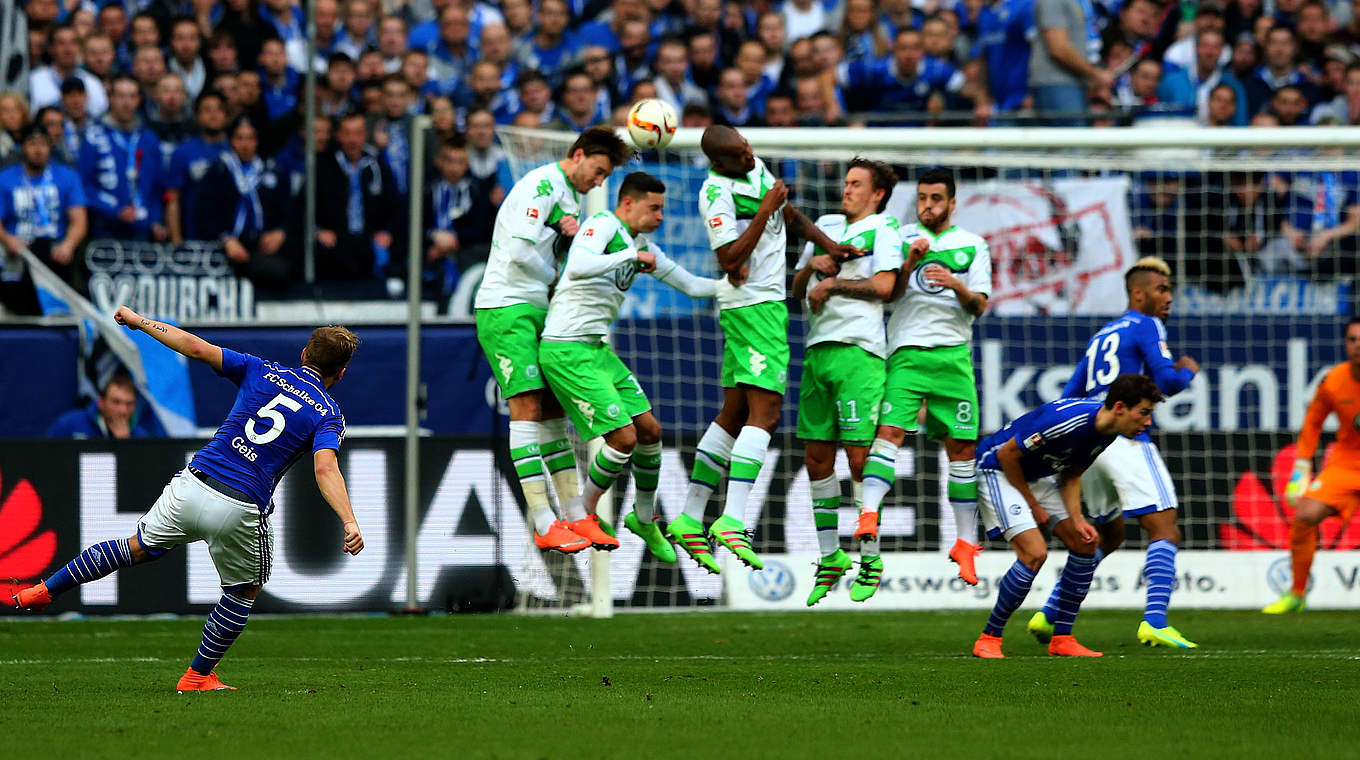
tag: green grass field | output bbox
[2,609,1357,759]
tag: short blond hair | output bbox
[304,325,360,378]
[1125,256,1171,294]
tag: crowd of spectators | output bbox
[1,0,1359,303]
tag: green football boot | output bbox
[665,513,721,574]
[849,555,884,602]
[708,514,763,570]
[807,549,854,606]
[623,511,677,563]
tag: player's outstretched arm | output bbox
[314,448,364,555]
[651,249,721,298]
[114,305,223,372]
[783,203,863,259]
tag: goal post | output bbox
[491,124,1360,615]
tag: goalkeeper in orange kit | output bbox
[1264,317,1360,614]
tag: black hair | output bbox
[1104,374,1165,409]
[917,167,955,198]
[618,171,665,202]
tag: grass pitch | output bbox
[2,609,1357,759]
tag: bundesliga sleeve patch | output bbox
[583,227,594,237]
[709,217,723,228]
[1159,341,1172,359]
[1023,432,1045,450]
[526,207,540,220]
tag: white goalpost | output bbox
[484,124,1360,616]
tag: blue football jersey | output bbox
[977,398,1114,481]
[1063,310,1194,402]
[189,349,345,513]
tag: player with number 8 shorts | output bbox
[859,168,992,589]
[1026,256,1201,650]
[1262,317,1360,615]
[793,158,902,605]
[472,127,631,555]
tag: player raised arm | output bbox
[713,178,787,273]
[889,237,933,301]
[783,202,863,260]
[114,305,223,372]
[313,448,364,555]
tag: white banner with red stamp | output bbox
[889,176,1135,316]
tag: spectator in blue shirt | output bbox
[427,5,477,93]
[77,75,167,241]
[713,67,764,126]
[841,28,964,118]
[1246,26,1320,116]
[165,91,231,243]
[258,38,300,120]
[519,0,581,89]
[0,125,88,313]
[47,372,166,439]
[974,0,1034,112]
[547,70,610,131]
[578,0,649,54]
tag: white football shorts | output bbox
[1081,435,1178,522]
[137,470,273,591]
[978,469,1069,542]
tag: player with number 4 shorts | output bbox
[538,172,724,560]
[1027,257,1201,650]
[473,127,631,555]
[859,168,991,588]
[4,308,365,693]
[1263,317,1360,615]
[674,125,861,574]
[793,158,902,605]
[972,375,1164,659]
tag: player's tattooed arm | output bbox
[114,305,224,372]
[807,271,897,312]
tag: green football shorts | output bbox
[539,340,651,439]
[880,343,979,441]
[475,303,547,398]
[796,343,886,445]
[719,301,790,394]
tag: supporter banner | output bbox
[886,176,1135,315]
[726,550,1360,611]
[0,432,1353,613]
[84,239,256,322]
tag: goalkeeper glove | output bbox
[1284,459,1312,507]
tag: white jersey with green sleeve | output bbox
[887,223,992,350]
[698,156,788,311]
[475,161,581,310]
[796,212,903,358]
[543,211,722,341]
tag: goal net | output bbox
[496,123,1360,614]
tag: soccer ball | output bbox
[626,99,678,151]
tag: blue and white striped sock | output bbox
[1143,539,1177,628]
[984,561,1038,636]
[1042,547,1105,621]
[1052,552,1097,635]
[44,538,134,596]
[190,592,256,675]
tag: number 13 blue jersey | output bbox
[189,349,346,513]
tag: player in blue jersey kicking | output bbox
[5,306,365,693]
[972,374,1164,659]
[1027,256,1201,650]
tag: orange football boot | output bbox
[949,538,983,586]
[5,581,53,611]
[565,515,620,550]
[854,512,879,541]
[533,521,592,554]
[973,633,1005,659]
[176,668,237,693]
[1048,635,1103,657]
